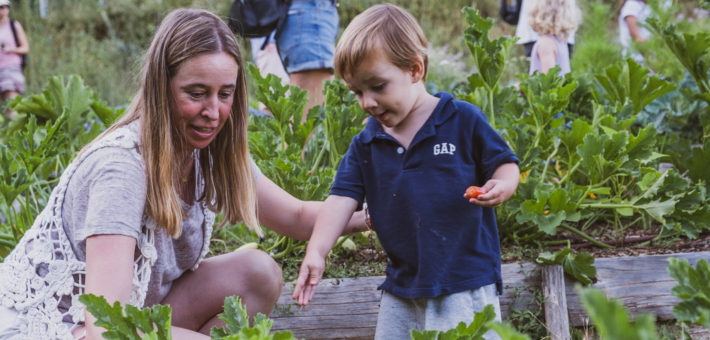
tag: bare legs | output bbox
[290,69,333,121]
[3,90,18,119]
[162,249,283,335]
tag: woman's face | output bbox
[170,52,239,151]
[0,6,10,19]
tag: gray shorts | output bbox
[375,283,503,340]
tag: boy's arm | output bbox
[292,195,359,306]
[468,162,520,208]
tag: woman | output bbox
[0,9,365,340]
[0,0,29,119]
[528,0,581,76]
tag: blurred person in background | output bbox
[250,31,289,116]
[619,0,650,63]
[276,0,339,118]
[527,0,581,76]
[0,0,28,119]
[515,0,577,61]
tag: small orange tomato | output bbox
[464,186,487,199]
[589,193,597,199]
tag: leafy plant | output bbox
[667,258,710,328]
[79,293,172,340]
[536,247,597,285]
[410,304,530,340]
[80,294,300,340]
[579,287,660,340]
[460,6,518,127]
[247,64,368,259]
[211,296,299,340]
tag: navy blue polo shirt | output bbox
[331,92,519,299]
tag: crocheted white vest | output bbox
[0,125,215,340]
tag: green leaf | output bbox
[616,207,634,216]
[487,322,531,340]
[647,19,710,101]
[668,258,710,327]
[686,140,710,191]
[533,211,566,235]
[595,58,675,115]
[537,248,597,285]
[578,287,660,340]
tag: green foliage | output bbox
[81,294,299,340]
[667,258,710,328]
[537,248,597,285]
[460,7,518,126]
[570,1,623,74]
[410,305,530,340]
[647,18,710,102]
[0,75,113,257]
[79,294,172,340]
[579,287,660,340]
[595,58,675,116]
[247,64,367,259]
[4,75,123,152]
[211,296,299,340]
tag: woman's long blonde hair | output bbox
[82,8,260,238]
[529,0,581,42]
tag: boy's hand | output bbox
[292,251,326,306]
[466,179,515,208]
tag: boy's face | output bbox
[343,50,423,129]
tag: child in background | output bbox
[619,0,651,63]
[291,4,520,339]
[528,0,581,76]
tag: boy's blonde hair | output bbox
[529,0,581,42]
[335,4,428,80]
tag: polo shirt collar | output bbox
[359,92,458,144]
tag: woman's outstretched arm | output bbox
[256,176,367,241]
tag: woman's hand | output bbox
[292,250,326,306]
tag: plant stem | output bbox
[560,224,614,249]
[559,161,582,186]
[309,138,329,175]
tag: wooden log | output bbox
[542,265,570,340]
[271,262,541,340]
[565,252,710,327]
[271,251,710,338]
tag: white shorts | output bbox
[375,283,503,340]
[0,306,84,340]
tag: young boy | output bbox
[292,4,520,339]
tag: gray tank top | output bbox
[529,34,571,77]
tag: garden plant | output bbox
[0,0,709,338]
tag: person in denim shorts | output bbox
[276,0,339,117]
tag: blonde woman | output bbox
[528,0,581,76]
[0,9,364,340]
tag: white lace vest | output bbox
[0,126,215,340]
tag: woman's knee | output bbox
[227,249,282,296]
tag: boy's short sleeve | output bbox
[330,137,365,210]
[471,110,519,181]
[620,1,644,19]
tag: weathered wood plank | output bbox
[271,262,540,339]
[542,265,570,340]
[271,252,710,338]
[566,252,710,327]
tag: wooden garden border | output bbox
[270,252,710,340]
